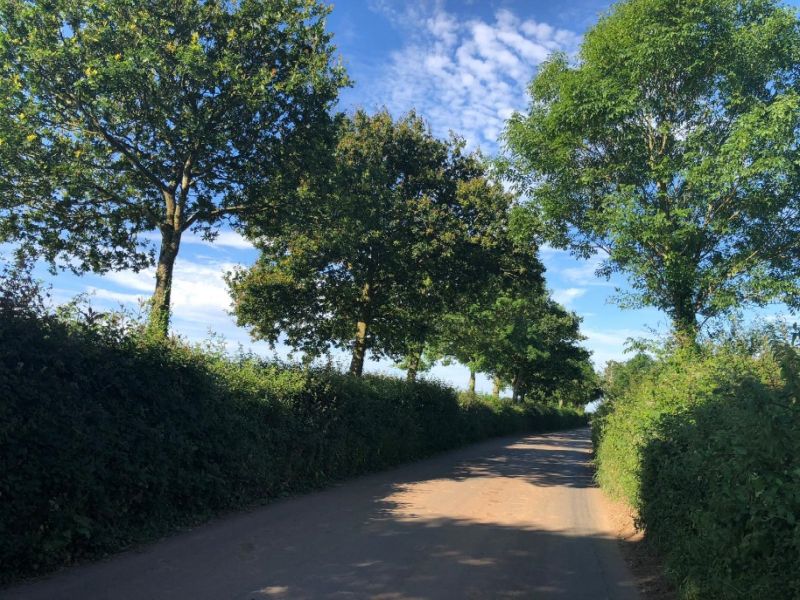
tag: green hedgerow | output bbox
[593,331,800,598]
[0,304,585,582]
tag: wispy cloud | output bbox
[582,327,645,347]
[139,230,255,251]
[366,1,580,150]
[552,287,587,306]
[538,243,570,258]
[580,327,647,368]
[88,287,146,305]
[560,256,614,287]
[182,231,255,251]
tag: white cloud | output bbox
[139,229,255,251]
[99,257,238,317]
[582,328,642,347]
[538,243,570,258]
[552,287,586,306]
[88,287,146,305]
[368,2,580,150]
[580,327,648,368]
[560,256,614,287]
[104,270,153,292]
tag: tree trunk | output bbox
[406,354,419,383]
[405,342,425,383]
[468,369,476,393]
[511,371,524,403]
[349,283,372,377]
[492,376,501,399]
[670,284,700,347]
[673,311,699,348]
[349,319,369,376]
[147,225,181,338]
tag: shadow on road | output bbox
[447,429,596,489]
[242,517,635,599]
[3,429,637,600]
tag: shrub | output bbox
[593,333,800,598]
[591,352,657,451]
[0,308,586,582]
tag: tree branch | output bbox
[181,202,273,232]
[55,88,169,195]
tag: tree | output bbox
[429,204,546,390]
[484,294,591,402]
[389,174,516,382]
[602,352,656,403]
[0,0,346,336]
[505,0,800,345]
[548,360,600,409]
[433,304,494,391]
[433,271,592,403]
[228,110,508,376]
[399,186,546,383]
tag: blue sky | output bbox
[29,0,798,393]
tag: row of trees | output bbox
[5,0,798,393]
[228,110,594,400]
[0,0,596,401]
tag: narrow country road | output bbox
[3,428,638,599]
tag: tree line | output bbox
[4,0,796,397]
[0,0,595,402]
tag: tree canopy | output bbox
[427,205,546,390]
[228,110,526,376]
[601,352,656,403]
[0,0,347,336]
[505,0,800,343]
[477,293,592,403]
[433,285,594,403]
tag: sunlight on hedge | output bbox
[593,331,800,598]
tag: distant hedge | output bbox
[593,338,800,599]
[0,310,585,582]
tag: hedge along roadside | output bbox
[0,309,586,582]
[592,335,800,599]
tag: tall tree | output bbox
[228,110,508,375]
[505,0,800,344]
[397,180,543,382]
[0,0,346,336]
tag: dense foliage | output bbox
[0,0,346,335]
[505,0,800,343]
[593,333,800,598]
[434,290,595,403]
[0,292,585,582]
[420,201,596,403]
[228,110,538,378]
[9,0,800,593]
[1,3,599,583]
